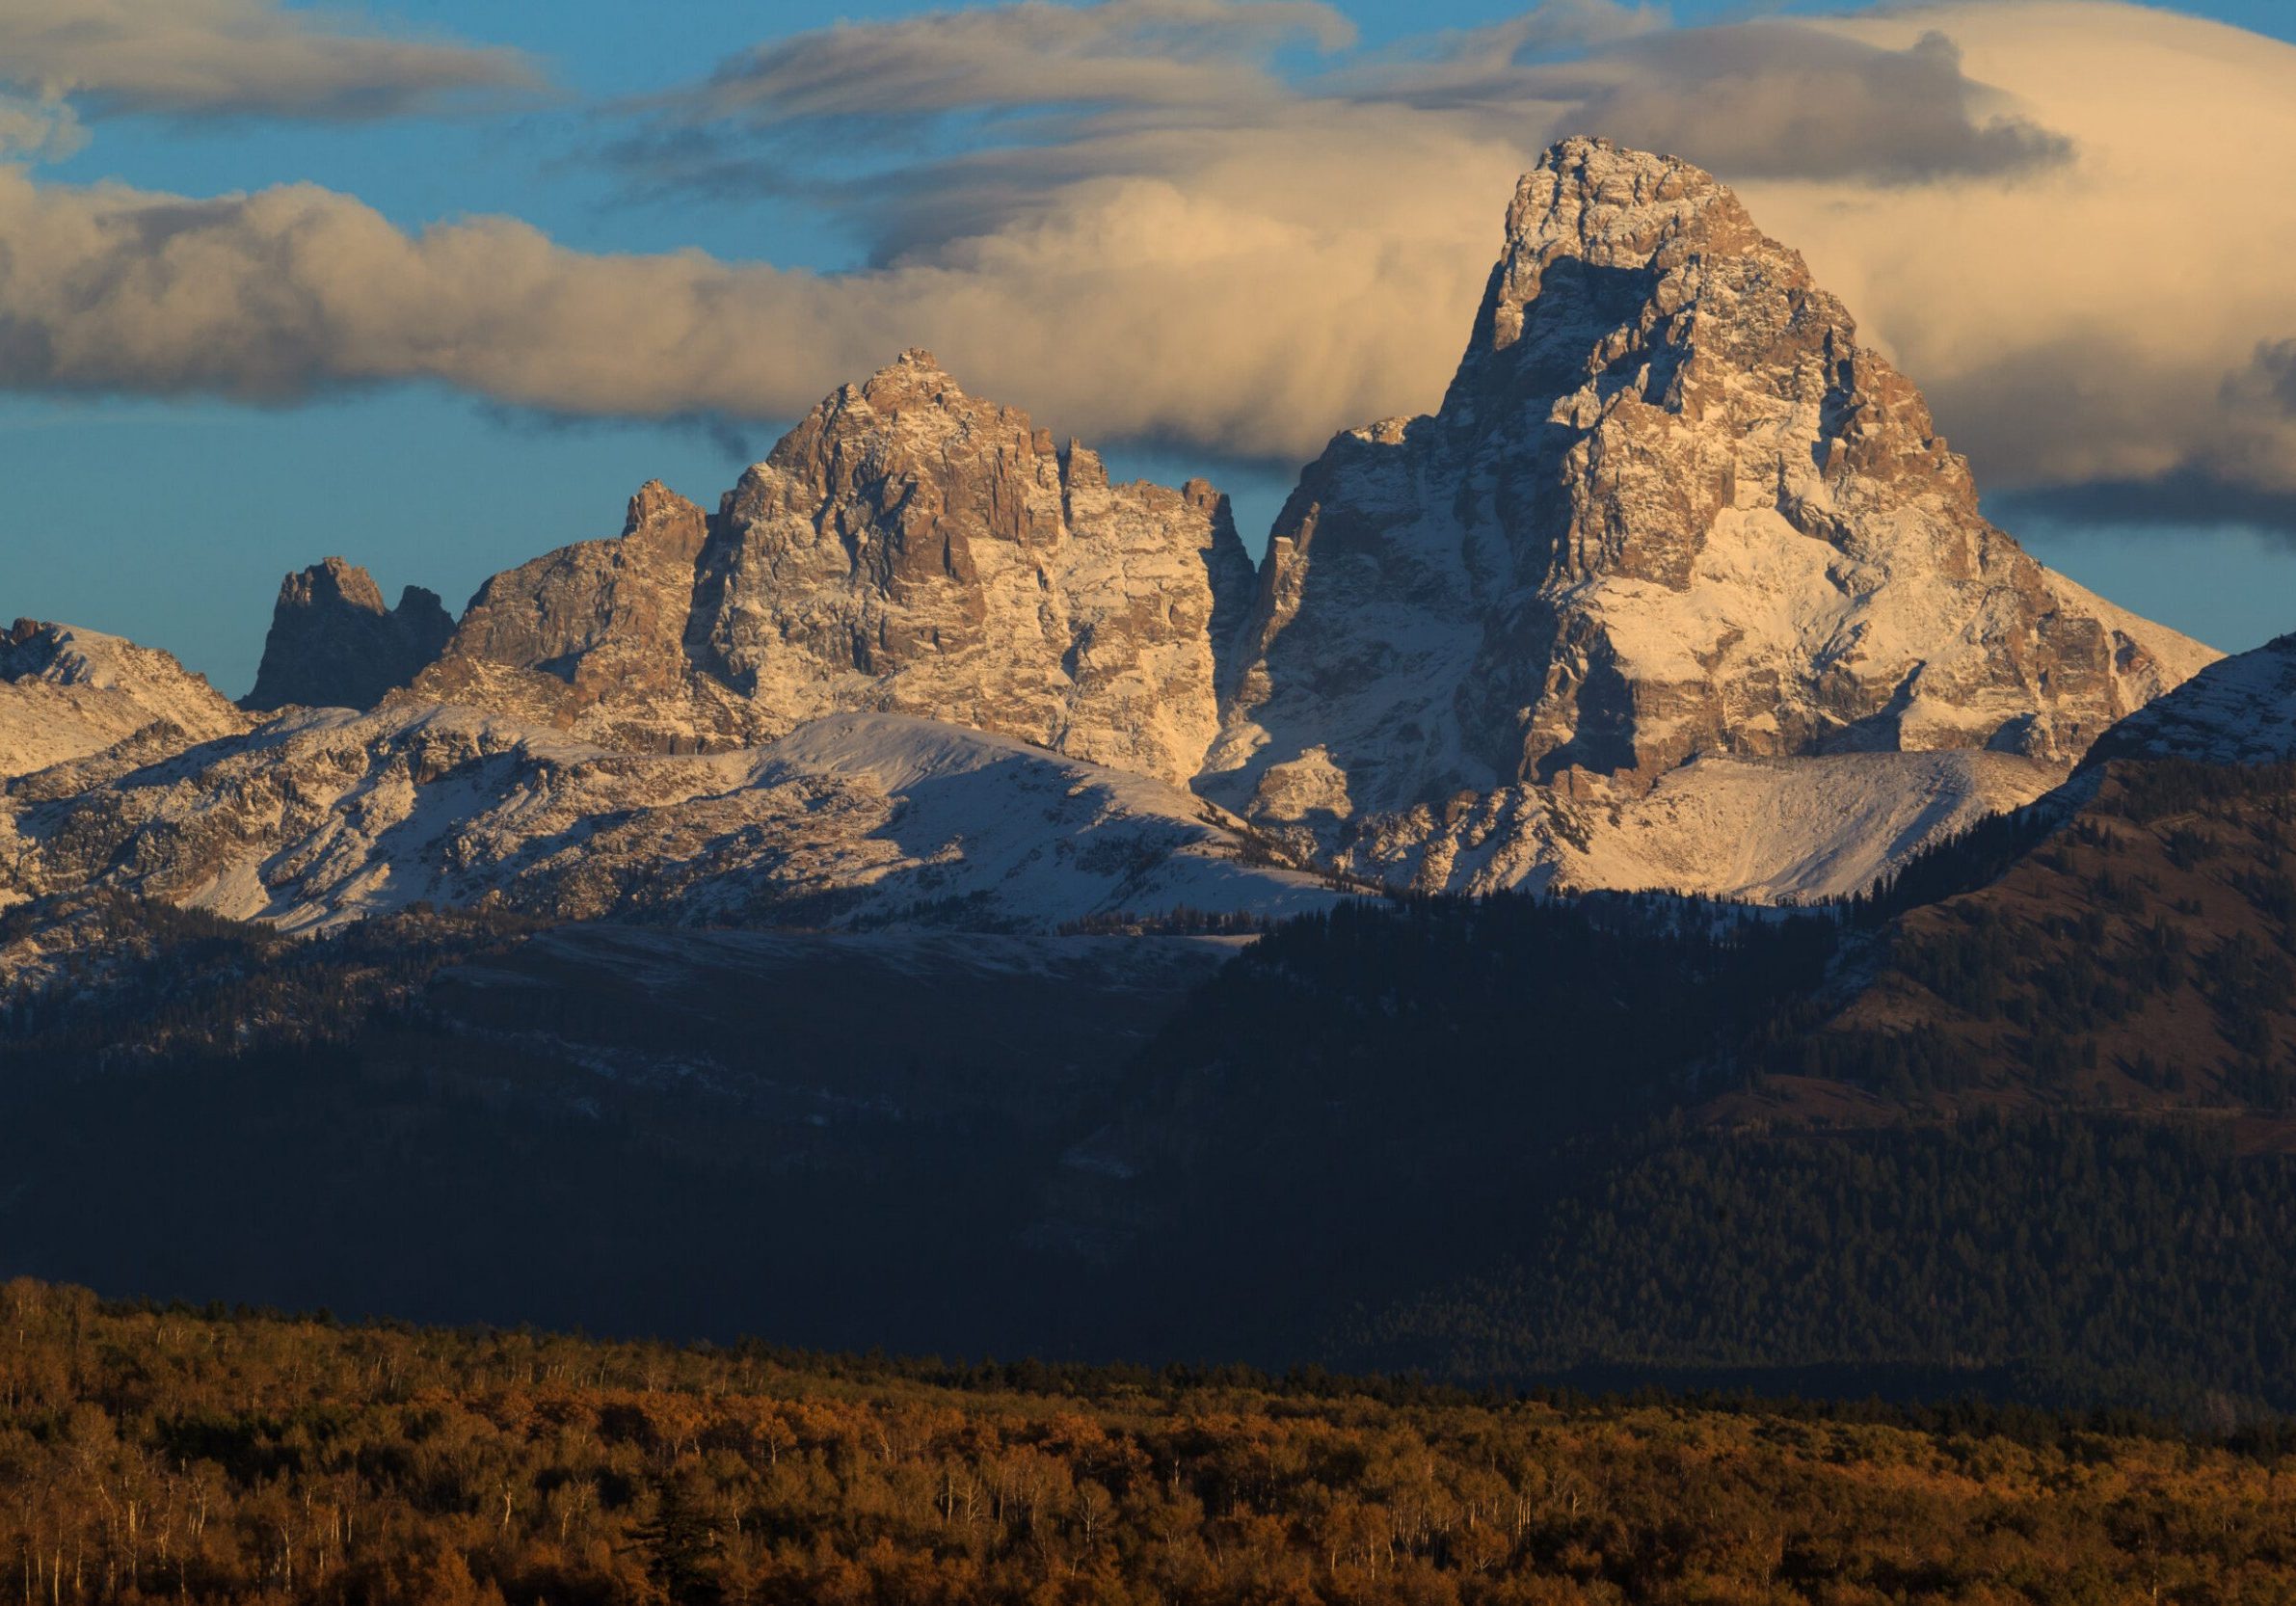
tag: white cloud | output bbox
[0,96,84,162]
[1746,3,2296,512]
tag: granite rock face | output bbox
[691,351,1258,783]
[1201,138,2217,884]
[411,353,1256,785]
[244,558,453,712]
[408,482,716,753]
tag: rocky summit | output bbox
[1201,138,2215,895]
[409,352,1257,786]
[244,558,454,713]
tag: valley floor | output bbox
[2,1280,2292,1606]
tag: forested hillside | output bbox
[1775,759,2296,1114]
[10,759,2296,1413]
[2,1282,2292,1606]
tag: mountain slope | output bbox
[0,706,1336,938]
[1703,624,2296,1123]
[1201,138,2214,897]
[0,620,249,782]
[2079,629,2296,769]
[1655,759,2292,1138]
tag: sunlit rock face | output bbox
[1202,137,2216,896]
[408,480,720,755]
[689,350,1259,786]
[244,558,453,713]
[408,351,1256,786]
[0,619,248,782]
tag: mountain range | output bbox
[6,139,2295,1411]
[0,140,2220,936]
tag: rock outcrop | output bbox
[244,558,453,712]
[410,353,1255,786]
[0,619,249,781]
[408,482,715,753]
[1200,137,2216,893]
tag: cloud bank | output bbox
[0,0,539,120]
[4,0,2295,527]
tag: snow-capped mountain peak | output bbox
[1199,136,2217,897]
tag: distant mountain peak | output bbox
[1202,140,2216,897]
[1454,138,1759,397]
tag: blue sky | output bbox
[6,0,2296,693]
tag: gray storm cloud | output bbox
[2,0,2294,522]
[0,0,538,120]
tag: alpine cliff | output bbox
[1201,138,2215,897]
[244,558,453,713]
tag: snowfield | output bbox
[0,706,1342,935]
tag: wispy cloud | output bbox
[680,0,1352,125]
[1358,22,2070,183]
[0,0,540,121]
[0,94,84,162]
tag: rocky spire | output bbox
[244,557,453,712]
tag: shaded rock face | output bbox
[244,558,453,712]
[1204,138,2217,846]
[416,352,1256,784]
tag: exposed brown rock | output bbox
[405,482,716,752]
